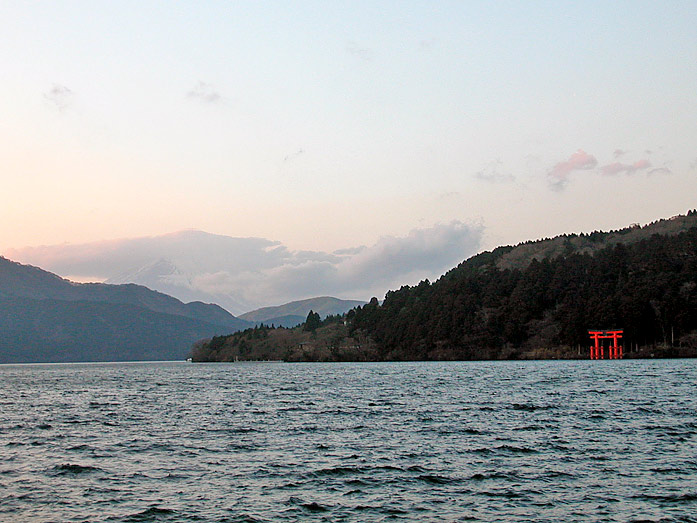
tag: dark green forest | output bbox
[193,212,697,361]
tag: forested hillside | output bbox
[190,313,378,363]
[193,212,697,361]
[350,212,697,359]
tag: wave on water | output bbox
[111,507,177,522]
[631,492,697,504]
[2,359,697,522]
[50,463,102,475]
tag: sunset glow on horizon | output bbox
[2,1,696,263]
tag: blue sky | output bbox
[2,1,696,262]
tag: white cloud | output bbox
[44,84,74,111]
[5,224,483,315]
[346,41,373,61]
[186,82,222,103]
[474,160,515,183]
[648,167,672,176]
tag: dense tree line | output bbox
[191,312,357,362]
[193,213,697,361]
[349,221,697,360]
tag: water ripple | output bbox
[1,360,696,522]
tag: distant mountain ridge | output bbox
[0,257,252,363]
[239,297,366,326]
[5,224,481,317]
[0,256,247,328]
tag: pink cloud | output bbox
[548,149,598,189]
[601,159,651,176]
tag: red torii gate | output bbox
[588,329,623,359]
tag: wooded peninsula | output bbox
[192,211,697,362]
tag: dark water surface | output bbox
[1,360,696,522]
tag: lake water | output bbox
[1,360,696,522]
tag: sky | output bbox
[2,2,697,308]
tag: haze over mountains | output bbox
[0,257,251,363]
[0,256,364,362]
[3,212,696,363]
[5,224,482,316]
